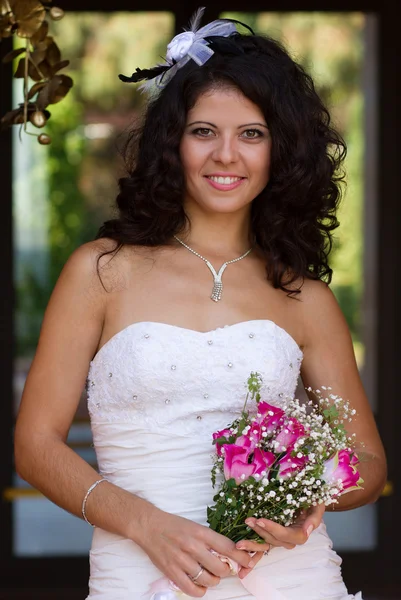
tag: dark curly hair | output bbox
[96,31,346,295]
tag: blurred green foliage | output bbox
[14,12,174,354]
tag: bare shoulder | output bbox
[62,237,137,298]
[35,237,135,364]
[298,277,338,311]
[297,277,350,350]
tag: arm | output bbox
[299,279,387,510]
[15,241,255,594]
[14,241,153,541]
[236,279,387,557]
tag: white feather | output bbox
[187,6,206,33]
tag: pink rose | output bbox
[339,449,358,466]
[250,448,276,478]
[236,433,256,451]
[277,451,308,479]
[257,402,285,434]
[213,428,232,456]
[322,450,364,495]
[239,421,264,449]
[223,444,276,485]
[274,418,306,452]
[223,444,255,484]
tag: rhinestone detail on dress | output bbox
[87,320,303,430]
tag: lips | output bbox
[206,175,245,185]
[204,175,246,191]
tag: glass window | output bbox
[12,11,174,557]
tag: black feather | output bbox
[205,36,245,56]
[222,18,255,35]
[118,65,170,84]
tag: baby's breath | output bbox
[207,374,363,543]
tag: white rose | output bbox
[166,31,195,63]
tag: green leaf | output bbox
[226,478,237,490]
[212,435,229,446]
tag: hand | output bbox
[137,507,262,597]
[235,503,326,556]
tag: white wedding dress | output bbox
[86,319,362,599]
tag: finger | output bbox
[236,540,271,553]
[244,520,296,549]
[169,556,210,597]
[218,543,256,569]
[171,567,207,598]
[192,567,220,589]
[170,570,207,598]
[247,519,308,548]
[196,548,231,579]
[207,532,253,570]
[238,551,265,580]
[302,503,326,537]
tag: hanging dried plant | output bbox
[0,0,71,144]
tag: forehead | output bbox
[187,87,265,124]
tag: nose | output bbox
[211,134,239,165]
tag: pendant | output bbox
[206,260,228,302]
[211,281,223,302]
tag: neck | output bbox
[176,208,253,258]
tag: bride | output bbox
[14,10,386,600]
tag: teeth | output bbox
[208,176,242,184]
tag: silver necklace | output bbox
[173,235,253,302]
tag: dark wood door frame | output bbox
[0,0,399,594]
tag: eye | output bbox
[241,129,264,139]
[192,127,214,137]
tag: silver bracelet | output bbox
[82,478,107,526]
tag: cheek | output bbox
[249,148,271,186]
[180,139,205,177]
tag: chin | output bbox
[200,200,251,214]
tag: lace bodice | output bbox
[86,319,303,437]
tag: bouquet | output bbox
[145,373,363,599]
[207,372,364,542]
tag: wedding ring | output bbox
[190,566,204,582]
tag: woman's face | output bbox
[180,87,271,216]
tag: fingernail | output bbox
[248,560,255,568]
[246,519,255,527]
[256,520,265,528]
[307,525,314,537]
[237,544,245,549]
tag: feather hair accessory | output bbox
[118,7,254,94]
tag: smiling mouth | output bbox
[205,175,245,184]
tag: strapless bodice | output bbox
[86,319,303,438]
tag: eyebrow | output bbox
[187,120,269,129]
